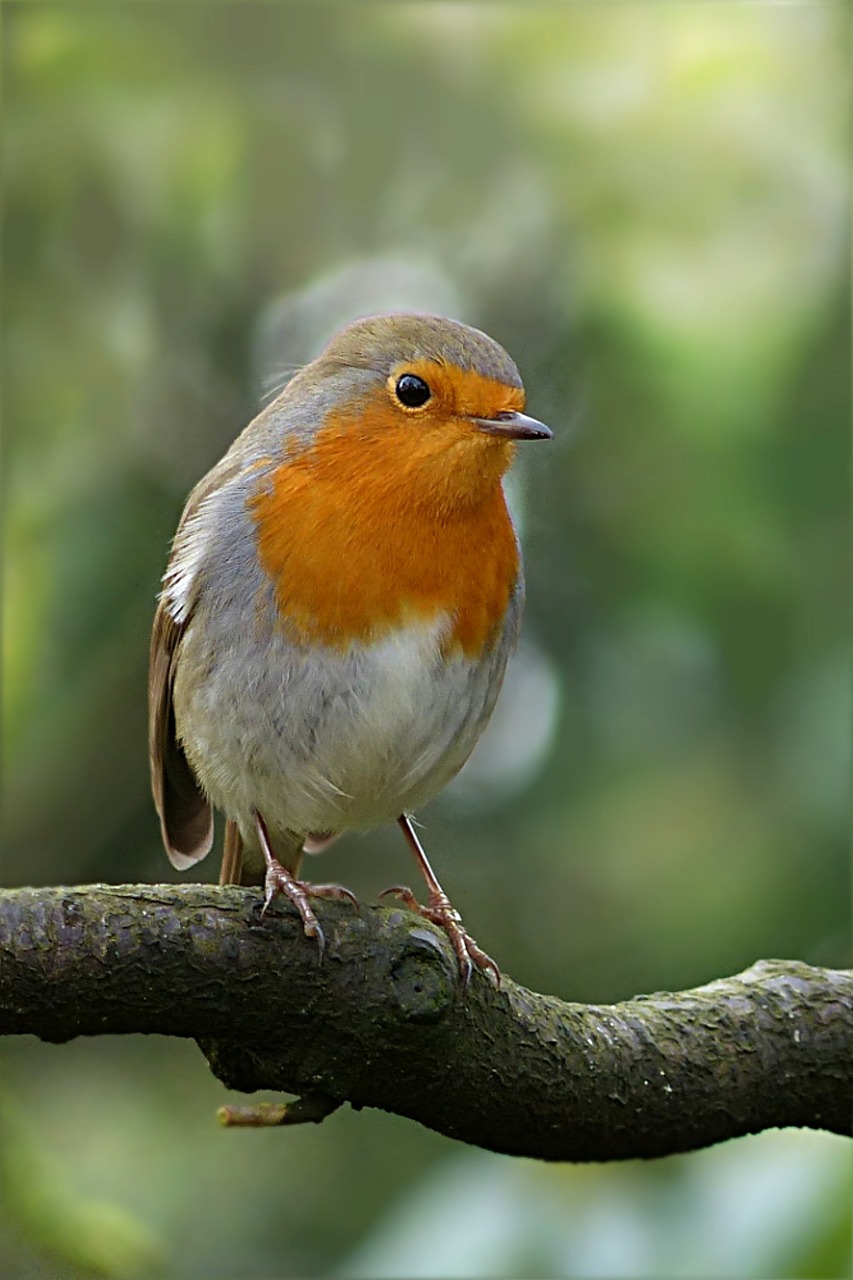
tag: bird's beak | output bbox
[469,411,553,441]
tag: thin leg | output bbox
[256,812,358,957]
[381,815,501,989]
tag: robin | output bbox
[149,313,551,985]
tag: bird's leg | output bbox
[256,812,358,957]
[380,815,501,988]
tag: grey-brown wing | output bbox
[148,596,213,869]
[148,449,255,869]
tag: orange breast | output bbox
[250,398,520,657]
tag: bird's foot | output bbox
[262,857,359,957]
[379,884,501,989]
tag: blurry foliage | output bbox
[1,3,850,1278]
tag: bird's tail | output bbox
[219,817,305,884]
[220,819,253,885]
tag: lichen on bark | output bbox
[0,884,850,1159]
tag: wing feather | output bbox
[148,594,213,869]
[149,455,254,868]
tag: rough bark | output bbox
[0,884,850,1160]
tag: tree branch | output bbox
[1,884,850,1160]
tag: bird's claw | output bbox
[379,883,501,989]
[308,882,361,909]
[379,884,421,911]
[262,862,360,958]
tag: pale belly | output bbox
[173,614,509,845]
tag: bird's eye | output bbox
[394,373,431,409]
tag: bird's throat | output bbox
[250,415,519,657]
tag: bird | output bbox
[148,312,551,985]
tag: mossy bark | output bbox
[1,884,850,1159]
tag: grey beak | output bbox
[470,411,553,441]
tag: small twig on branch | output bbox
[218,1095,342,1127]
[0,884,850,1160]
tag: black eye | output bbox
[395,373,431,409]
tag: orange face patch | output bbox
[386,358,525,421]
[250,367,522,656]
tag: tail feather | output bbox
[220,819,249,885]
[220,817,306,885]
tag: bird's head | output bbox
[283,313,551,510]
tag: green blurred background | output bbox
[2,4,850,1277]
